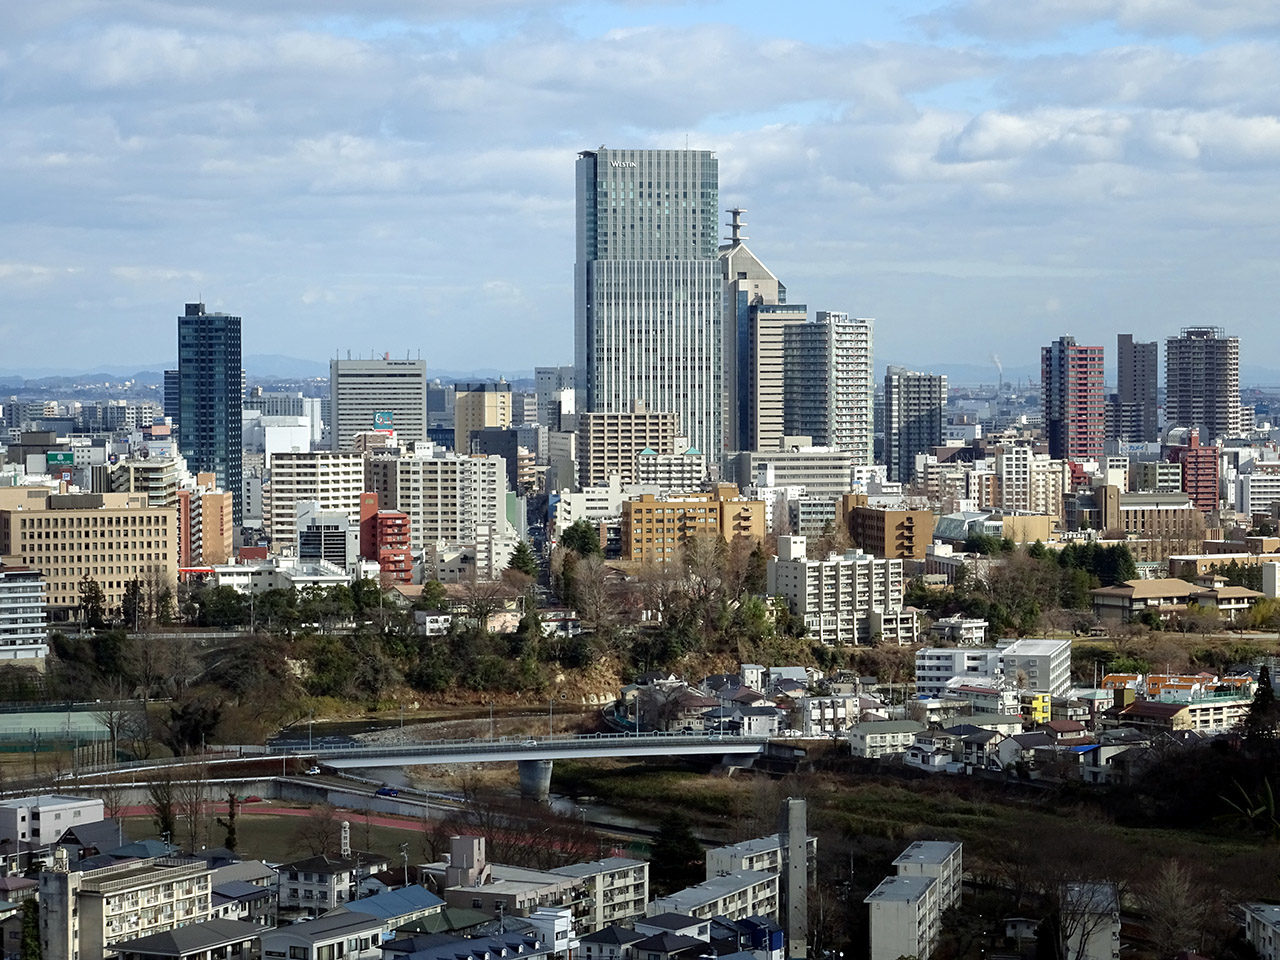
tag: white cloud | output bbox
[930,0,1280,41]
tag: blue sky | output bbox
[1,0,1278,380]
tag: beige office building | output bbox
[0,488,177,619]
[579,403,681,487]
[454,382,512,452]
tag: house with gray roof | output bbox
[112,918,261,960]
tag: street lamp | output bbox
[488,702,495,741]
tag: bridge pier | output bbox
[517,759,553,802]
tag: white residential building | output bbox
[40,854,214,960]
[795,696,854,737]
[264,452,365,552]
[1236,462,1280,516]
[548,858,649,930]
[865,875,942,960]
[999,638,1073,698]
[892,841,962,912]
[1062,882,1120,960]
[0,795,102,847]
[767,535,914,646]
[645,870,779,922]
[997,446,1067,519]
[365,447,508,552]
[927,615,988,646]
[1243,903,1280,960]
[0,564,48,662]
[635,446,707,490]
[914,648,1002,699]
[704,834,818,880]
[847,720,926,759]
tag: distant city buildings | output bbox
[1041,335,1104,461]
[783,312,874,465]
[883,366,946,484]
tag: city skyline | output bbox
[2,2,1278,377]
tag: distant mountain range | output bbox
[5,355,1280,390]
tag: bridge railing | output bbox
[283,731,770,760]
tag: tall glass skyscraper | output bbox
[575,148,723,460]
[178,302,242,526]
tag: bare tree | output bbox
[174,764,209,853]
[1136,859,1214,958]
[290,803,339,857]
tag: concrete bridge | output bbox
[271,732,775,799]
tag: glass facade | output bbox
[575,148,723,460]
[177,303,243,526]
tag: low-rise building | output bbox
[847,720,926,759]
[275,848,389,920]
[914,648,1002,699]
[0,795,102,847]
[113,918,261,960]
[892,841,962,912]
[548,858,649,931]
[704,834,817,880]
[645,870,779,922]
[999,638,1073,699]
[927,615,987,646]
[865,875,942,960]
[0,563,48,662]
[1242,902,1280,960]
[260,911,384,960]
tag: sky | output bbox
[2,0,1279,381]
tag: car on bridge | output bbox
[375,786,399,797]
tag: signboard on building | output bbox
[373,411,394,427]
[46,452,74,466]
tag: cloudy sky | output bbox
[3,0,1279,381]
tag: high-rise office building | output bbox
[454,381,512,452]
[1041,336,1104,461]
[575,147,722,460]
[163,368,180,433]
[884,367,947,484]
[330,355,427,451]
[177,302,242,525]
[782,312,874,465]
[1110,333,1158,443]
[1165,327,1240,442]
[720,209,801,452]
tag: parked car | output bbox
[375,786,399,797]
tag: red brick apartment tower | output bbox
[1041,336,1104,461]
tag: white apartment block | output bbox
[635,447,707,490]
[928,615,988,646]
[578,405,681,487]
[0,795,102,846]
[767,535,911,646]
[365,448,508,552]
[996,446,1067,519]
[865,841,963,960]
[704,834,817,880]
[264,452,365,552]
[645,869,778,922]
[865,875,942,960]
[0,564,48,661]
[549,858,649,931]
[893,841,962,912]
[1243,903,1280,960]
[40,854,214,960]
[998,638,1073,698]
[795,695,853,737]
[914,648,1001,699]
[848,720,926,759]
[1236,463,1280,516]
[550,478,659,539]
[730,447,856,501]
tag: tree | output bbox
[78,574,107,630]
[291,803,339,856]
[148,774,178,844]
[216,791,240,852]
[649,812,703,895]
[1136,860,1212,958]
[19,899,39,960]
[508,541,540,578]
[561,520,603,557]
[1242,664,1279,742]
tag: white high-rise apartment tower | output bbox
[575,148,723,461]
[782,312,874,465]
[1165,327,1240,442]
[330,355,427,451]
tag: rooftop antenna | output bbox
[727,208,748,246]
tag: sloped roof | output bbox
[111,918,262,957]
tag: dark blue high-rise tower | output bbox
[178,302,242,526]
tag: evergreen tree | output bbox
[78,574,107,630]
[1244,664,1279,741]
[508,541,540,577]
[649,812,703,894]
[19,899,39,960]
[561,520,603,557]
